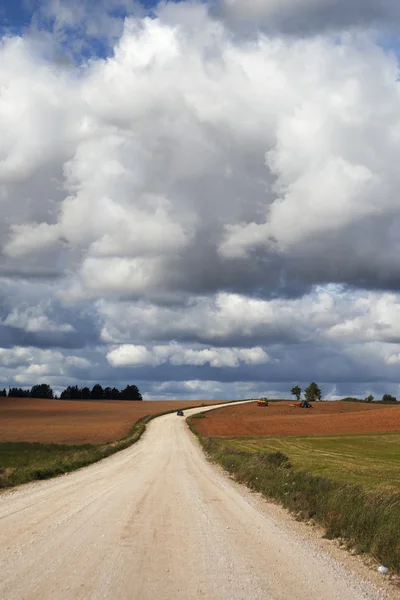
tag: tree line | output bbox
[0,383,143,401]
[290,382,322,402]
[290,383,397,403]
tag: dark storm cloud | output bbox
[214,0,400,36]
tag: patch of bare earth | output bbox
[195,401,400,437]
[0,398,225,444]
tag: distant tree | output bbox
[382,394,397,403]
[30,383,54,399]
[304,382,322,402]
[111,387,121,400]
[0,389,6,397]
[8,387,30,398]
[291,386,302,401]
[365,394,374,403]
[90,384,104,400]
[61,387,69,399]
[81,387,91,400]
[53,383,142,401]
[120,385,142,401]
[60,385,81,400]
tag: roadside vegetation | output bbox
[189,417,400,572]
[215,433,400,492]
[0,415,150,488]
[0,402,216,489]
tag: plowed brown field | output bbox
[195,401,400,437]
[0,398,224,444]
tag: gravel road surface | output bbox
[0,403,398,600]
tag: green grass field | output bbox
[219,433,400,493]
[0,402,228,489]
[0,417,150,488]
[189,417,400,571]
[0,442,99,486]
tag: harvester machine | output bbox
[257,398,269,407]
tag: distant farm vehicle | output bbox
[177,409,184,416]
[257,398,269,407]
[289,401,313,409]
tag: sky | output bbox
[1,1,400,400]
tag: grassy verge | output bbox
[220,433,400,492]
[188,416,400,572]
[0,415,151,488]
[0,401,227,489]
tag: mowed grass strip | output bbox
[189,419,400,572]
[220,433,400,492]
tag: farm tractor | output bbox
[256,398,269,407]
[289,401,312,409]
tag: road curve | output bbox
[0,404,397,600]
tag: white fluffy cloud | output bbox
[98,287,400,347]
[107,343,270,368]
[2,307,74,334]
[3,9,400,295]
[1,1,400,398]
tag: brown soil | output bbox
[0,398,224,444]
[195,401,400,437]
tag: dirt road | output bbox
[0,404,397,600]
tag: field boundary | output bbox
[188,413,400,575]
[0,401,233,489]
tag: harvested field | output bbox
[194,400,400,437]
[0,398,224,444]
[218,434,400,491]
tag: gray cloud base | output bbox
[214,0,400,36]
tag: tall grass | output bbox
[188,418,400,572]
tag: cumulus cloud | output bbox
[3,307,75,334]
[98,287,400,349]
[1,1,400,398]
[107,343,270,368]
[3,9,400,299]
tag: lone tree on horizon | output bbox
[291,385,302,401]
[304,382,322,402]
